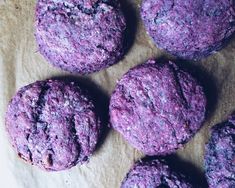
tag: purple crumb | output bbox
[121,159,194,188]
[204,115,235,188]
[141,0,235,60]
[110,60,206,155]
[5,79,101,171]
[35,0,126,74]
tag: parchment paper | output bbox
[1,0,235,187]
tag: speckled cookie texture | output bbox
[110,60,206,155]
[141,0,235,60]
[35,0,126,74]
[5,79,101,171]
[204,115,235,188]
[121,159,194,188]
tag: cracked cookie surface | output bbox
[109,60,206,155]
[141,0,235,60]
[121,159,194,188]
[5,79,101,171]
[35,0,126,74]
[204,115,235,188]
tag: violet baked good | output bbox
[141,0,235,60]
[110,60,206,155]
[5,79,101,171]
[204,115,235,188]
[35,0,126,74]
[121,159,194,188]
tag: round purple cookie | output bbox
[141,0,235,60]
[110,60,206,155]
[35,0,126,74]
[5,79,101,171]
[121,159,193,188]
[204,115,235,188]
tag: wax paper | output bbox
[0,0,235,187]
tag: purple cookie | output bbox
[141,0,235,60]
[110,60,206,155]
[35,0,126,74]
[121,159,193,188]
[5,80,101,171]
[204,115,235,188]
